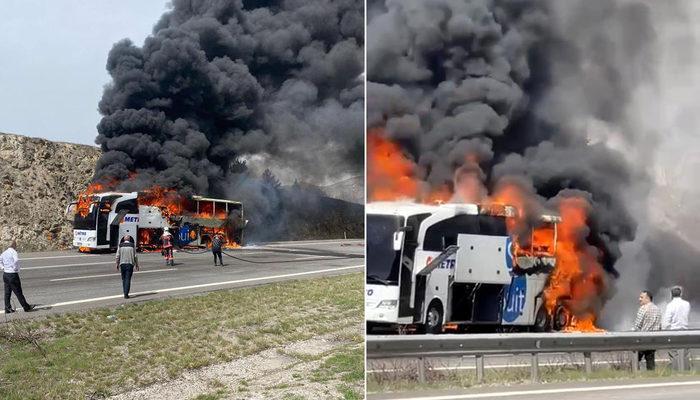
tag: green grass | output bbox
[368,360,700,393]
[0,273,363,399]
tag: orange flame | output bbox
[139,186,186,218]
[75,182,105,217]
[544,197,606,332]
[368,129,419,201]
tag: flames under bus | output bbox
[69,192,245,251]
[366,201,564,334]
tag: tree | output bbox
[261,168,281,190]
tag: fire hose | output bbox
[176,246,352,264]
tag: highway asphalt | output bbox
[1,239,364,318]
[368,377,700,400]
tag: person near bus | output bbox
[634,290,662,370]
[663,286,691,370]
[1,240,36,313]
[116,235,139,299]
[161,228,174,266]
[212,233,224,266]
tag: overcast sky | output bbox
[0,0,169,146]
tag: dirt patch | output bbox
[109,332,361,400]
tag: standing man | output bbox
[1,240,36,313]
[663,286,691,370]
[634,290,662,370]
[161,228,174,266]
[212,233,224,266]
[116,234,139,299]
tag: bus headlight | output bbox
[377,300,398,309]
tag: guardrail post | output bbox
[418,357,426,383]
[475,354,484,384]
[530,353,539,383]
[632,352,639,373]
[679,349,687,371]
[584,352,592,374]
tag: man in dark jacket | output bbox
[116,235,139,299]
[212,233,224,266]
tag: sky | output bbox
[0,0,169,146]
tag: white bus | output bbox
[366,201,562,334]
[69,191,245,251]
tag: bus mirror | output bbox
[393,231,405,251]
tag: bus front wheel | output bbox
[425,303,443,334]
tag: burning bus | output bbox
[68,187,246,251]
[366,201,565,334]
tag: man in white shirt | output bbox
[663,286,691,370]
[1,240,36,313]
[663,286,690,330]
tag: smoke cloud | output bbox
[369,0,700,328]
[94,0,364,196]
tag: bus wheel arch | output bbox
[425,299,444,334]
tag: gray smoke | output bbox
[368,0,700,327]
[94,0,364,196]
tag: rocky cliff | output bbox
[0,132,100,251]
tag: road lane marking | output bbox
[0,264,363,312]
[21,254,103,260]
[21,252,275,270]
[23,261,115,270]
[384,380,700,399]
[50,268,177,282]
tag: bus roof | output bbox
[367,201,560,221]
[191,195,241,205]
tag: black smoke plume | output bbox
[95,0,364,197]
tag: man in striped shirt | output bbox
[634,290,662,370]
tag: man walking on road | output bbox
[1,240,36,313]
[212,233,224,266]
[634,290,662,370]
[116,235,139,299]
[663,286,691,370]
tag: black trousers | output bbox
[213,250,223,265]
[3,272,30,312]
[120,264,134,297]
[638,350,656,370]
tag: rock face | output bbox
[0,132,100,251]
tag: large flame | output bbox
[367,129,419,201]
[544,197,606,332]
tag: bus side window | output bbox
[478,215,507,236]
[115,199,138,214]
[424,215,479,251]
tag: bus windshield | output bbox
[74,202,98,230]
[367,214,404,285]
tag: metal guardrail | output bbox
[367,331,700,383]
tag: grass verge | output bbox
[0,273,363,399]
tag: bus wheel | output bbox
[534,305,549,332]
[425,303,443,334]
[553,305,570,331]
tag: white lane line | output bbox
[21,254,103,260]
[387,380,700,400]
[21,252,274,270]
[23,261,115,270]
[50,269,177,282]
[1,264,363,312]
